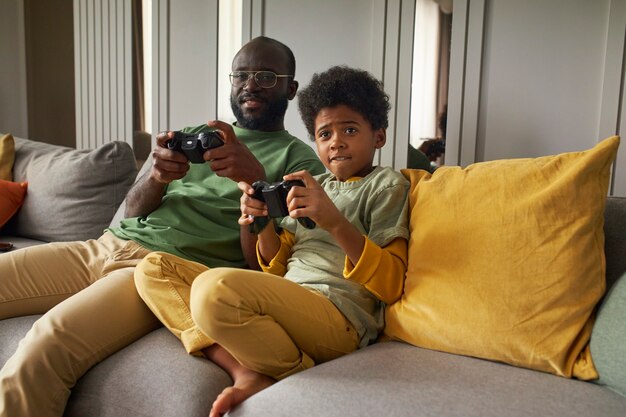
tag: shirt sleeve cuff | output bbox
[343,236,380,284]
[257,230,293,275]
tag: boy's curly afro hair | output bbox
[297,66,390,140]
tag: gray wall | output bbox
[2,0,625,195]
[447,0,625,196]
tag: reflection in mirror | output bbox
[408,0,452,171]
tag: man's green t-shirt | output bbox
[109,123,324,267]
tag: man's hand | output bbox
[124,131,190,218]
[202,120,267,184]
[150,131,191,184]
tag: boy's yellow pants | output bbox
[134,252,359,380]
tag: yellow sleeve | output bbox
[343,237,408,305]
[257,229,295,276]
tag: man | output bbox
[0,36,324,417]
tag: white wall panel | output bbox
[0,0,28,138]
[261,0,383,146]
[153,0,169,137]
[73,0,132,149]
[445,0,467,166]
[602,0,626,196]
[167,0,219,131]
[384,0,417,168]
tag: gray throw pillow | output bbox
[8,137,137,242]
[590,272,626,398]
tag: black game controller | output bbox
[251,179,316,229]
[167,131,224,163]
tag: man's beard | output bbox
[230,94,289,131]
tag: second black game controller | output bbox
[251,179,316,229]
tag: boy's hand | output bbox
[237,181,268,226]
[284,170,365,265]
[283,170,343,231]
[204,120,267,184]
[238,181,280,263]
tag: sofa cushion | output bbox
[385,136,619,379]
[0,133,15,180]
[6,137,137,242]
[64,327,232,417]
[229,341,626,417]
[0,180,27,229]
[0,316,231,417]
[590,272,626,397]
[0,235,46,250]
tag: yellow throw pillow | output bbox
[0,133,15,181]
[385,136,620,380]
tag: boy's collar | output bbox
[328,166,380,182]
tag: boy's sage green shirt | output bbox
[109,123,324,267]
[264,166,410,347]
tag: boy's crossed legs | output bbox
[135,252,359,415]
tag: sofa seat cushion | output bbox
[0,316,231,417]
[5,137,137,242]
[0,235,45,251]
[229,341,626,417]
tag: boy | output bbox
[134,66,410,416]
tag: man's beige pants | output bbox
[135,252,359,381]
[0,232,160,417]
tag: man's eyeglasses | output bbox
[229,71,293,89]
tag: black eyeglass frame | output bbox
[229,71,294,89]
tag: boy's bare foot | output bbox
[209,369,275,417]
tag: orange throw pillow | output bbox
[0,180,28,228]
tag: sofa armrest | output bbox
[604,196,626,291]
[109,157,152,229]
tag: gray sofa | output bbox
[1,137,625,417]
